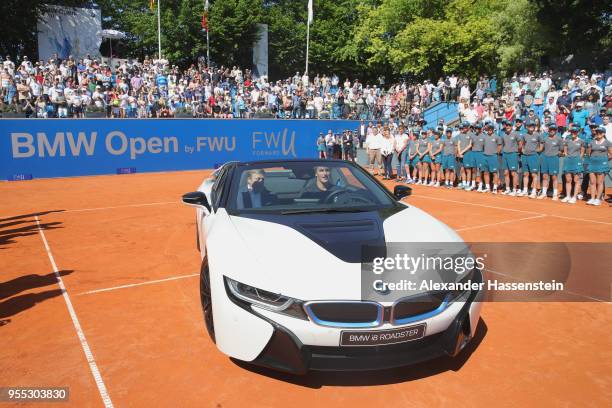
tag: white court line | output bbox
[484,268,609,303]
[414,195,542,215]
[414,194,611,226]
[456,215,547,232]
[35,216,114,408]
[548,214,612,226]
[63,201,179,213]
[78,273,199,296]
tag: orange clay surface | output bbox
[1,169,611,408]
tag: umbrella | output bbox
[99,30,127,68]
[100,29,127,40]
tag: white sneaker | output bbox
[517,190,527,197]
[492,189,498,195]
[465,185,473,191]
[568,197,577,204]
[593,199,602,206]
[508,191,516,197]
[482,188,490,193]
[552,195,558,201]
[434,182,440,187]
[577,193,584,200]
[501,189,509,195]
[561,196,570,203]
[416,180,422,185]
[586,198,594,205]
[529,191,537,199]
[537,193,546,200]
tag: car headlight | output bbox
[224,277,308,320]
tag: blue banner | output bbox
[0,119,359,179]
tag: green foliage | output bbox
[96,0,263,67]
[350,0,547,81]
[265,1,370,80]
[533,0,611,66]
[0,0,609,82]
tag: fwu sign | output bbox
[0,119,358,179]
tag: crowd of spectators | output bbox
[1,53,611,124]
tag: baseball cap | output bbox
[548,123,557,129]
[525,120,536,127]
[595,126,606,133]
[515,117,523,122]
[445,127,454,133]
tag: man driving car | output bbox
[301,166,341,193]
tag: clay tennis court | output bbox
[1,169,610,407]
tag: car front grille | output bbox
[391,292,449,325]
[304,293,450,328]
[304,301,383,328]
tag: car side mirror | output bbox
[182,191,211,212]
[393,185,412,200]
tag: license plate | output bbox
[340,323,426,346]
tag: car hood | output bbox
[210,204,462,301]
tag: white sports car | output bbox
[183,159,484,374]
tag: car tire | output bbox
[196,216,200,251]
[200,258,215,343]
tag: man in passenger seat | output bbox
[237,169,277,209]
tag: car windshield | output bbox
[226,161,397,214]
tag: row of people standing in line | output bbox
[364,120,611,206]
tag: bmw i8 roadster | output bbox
[182,159,484,374]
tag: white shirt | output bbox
[604,123,612,143]
[365,133,383,150]
[380,136,395,156]
[30,81,41,97]
[394,133,409,152]
[464,109,478,124]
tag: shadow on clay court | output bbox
[232,319,488,388]
[0,211,65,248]
[0,271,73,326]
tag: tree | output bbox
[349,0,554,81]
[96,0,264,67]
[265,0,371,80]
[533,0,611,69]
